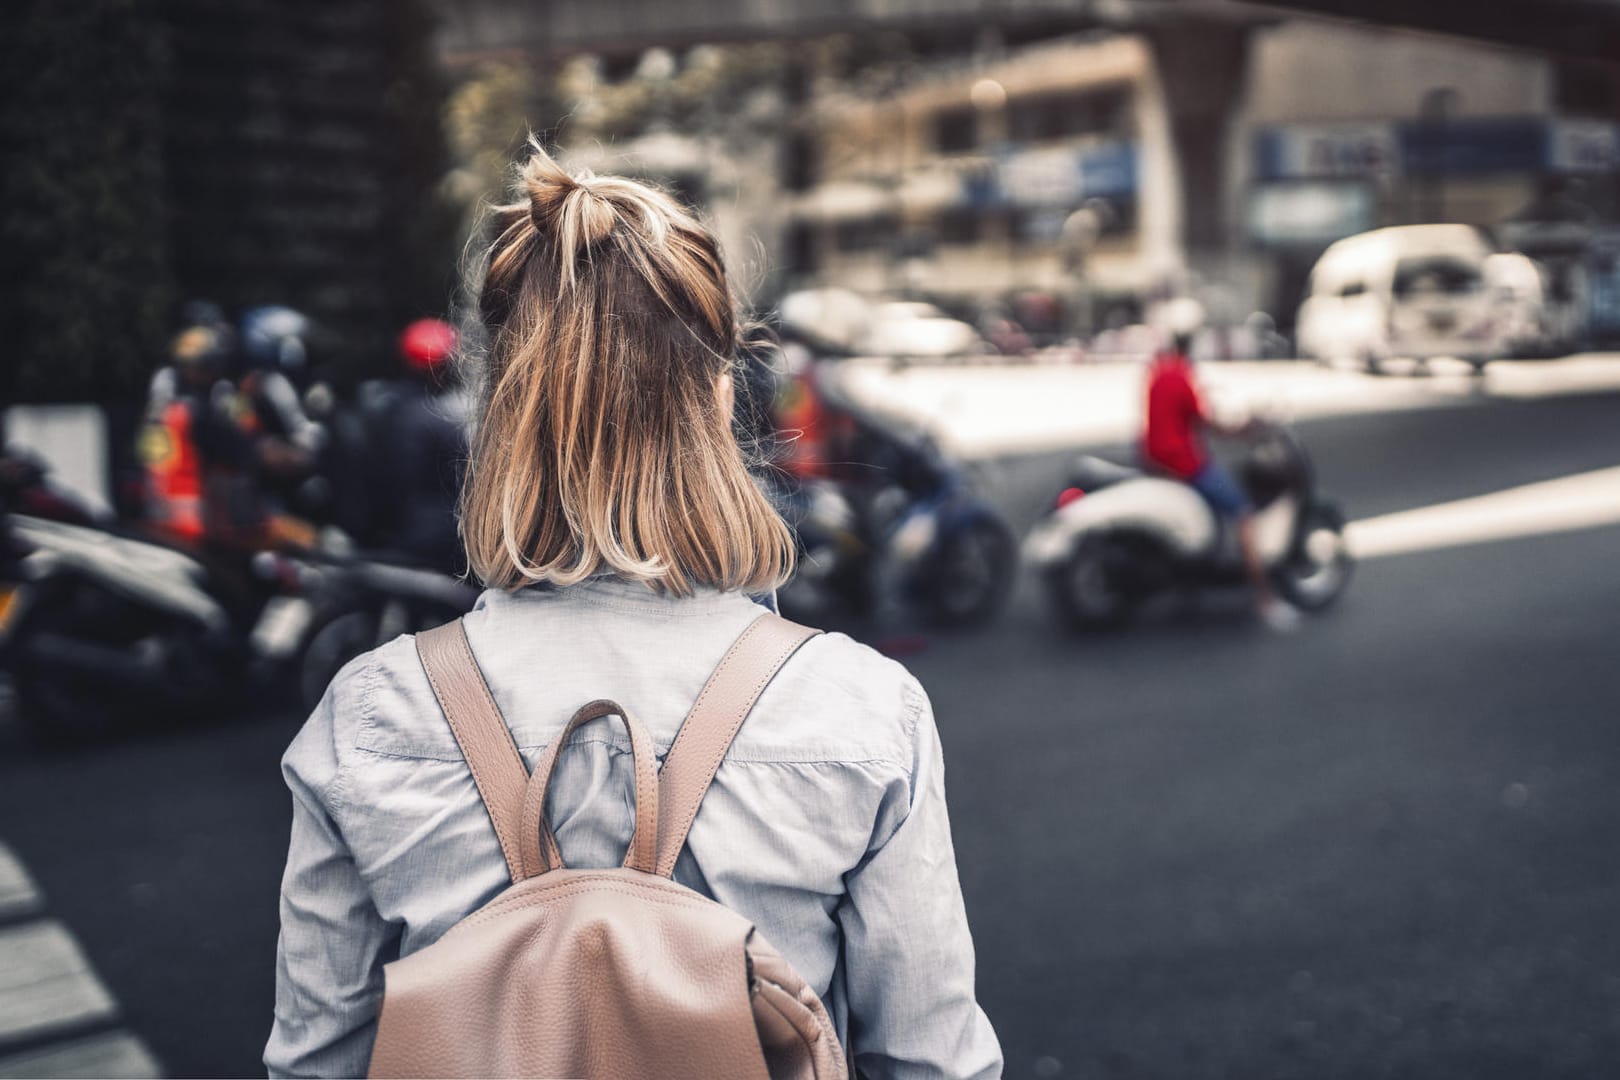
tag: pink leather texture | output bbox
[414,620,532,882]
[520,698,660,876]
[372,612,845,1079]
[654,614,820,877]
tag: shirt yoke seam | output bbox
[351,740,907,770]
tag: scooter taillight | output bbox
[1055,487,1085,510]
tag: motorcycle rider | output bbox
[144,299,233,425]
[1141,298,1299,630]
[233,306,325,549]
[237,306,326,462]
[139,320,257,546]
[367,318,468,573]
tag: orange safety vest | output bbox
[138,401,205,543]
[777,371,830,479]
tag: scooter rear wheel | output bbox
[1048,534,1136,631]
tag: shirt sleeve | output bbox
[1180,368,1209,427]
[837,677,1003,1080]
[264,666,399,1079]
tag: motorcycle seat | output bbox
[1065,455,1140,493]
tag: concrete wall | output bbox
[1246,20,1551,124]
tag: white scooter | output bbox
[1024,423,1354,630]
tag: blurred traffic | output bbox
[3,0,1620,1076]
[2,308,478,741]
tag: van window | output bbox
[1393,256,1483,298]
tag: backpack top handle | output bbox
[519,698,659,877]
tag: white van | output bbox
[1483,252,1556,358]
[1296,225,1499,373]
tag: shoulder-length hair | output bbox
[458,140,794,596]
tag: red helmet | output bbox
[399,318,457,373]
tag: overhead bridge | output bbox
[434,0,1620,61]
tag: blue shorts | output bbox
[1189,461,1250,518]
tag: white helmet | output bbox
[1161,296,1206,339]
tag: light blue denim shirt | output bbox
[265,576,1002,1079]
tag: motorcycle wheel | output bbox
[1274,504,1354,611]
[7,583,243,742]
[923,518,1015,628]
[1048,534,1136,631]
[299,610,381,713]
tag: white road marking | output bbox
[1348,466,1620,560]
[0,843,163,1077]
[0,1031,162,1079]
[0,921,117,1046]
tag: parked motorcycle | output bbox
[1024,423,1354,630]
[0,510,277,738]
[2,449,250,738]
[281,545,479,711]
[1,437,480,736]
[775,408,1016,629]
[1,520,479,738]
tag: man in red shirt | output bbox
[1142,331,1296,628]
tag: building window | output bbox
[785,222,817,274]
[933,107,977,154]
[1011,207,1068,247]
[1557,62,1618,118]
[1006,87,1133,144]
[1009,197,1136,249]
[663,173,706,211]
[937,207,981,246]
[782,132,817,193]
[833,215,897,253]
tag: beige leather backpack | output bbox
[366,612,848,1080]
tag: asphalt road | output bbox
[2,387,1618,1078]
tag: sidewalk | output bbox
[0,841,161,1079]
[836,354,1620,458]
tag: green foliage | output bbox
[0,0,172,404]
[445,61,555,216]
[556,43,796,144]
[158,0,454,383]
[381,0,461,333]
[1,0,458,401]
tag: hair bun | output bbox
[522,149,615,256]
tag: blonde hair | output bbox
[459,140,794,596]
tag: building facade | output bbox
[1239,18,1620,337]
[785,18,1620,341]
[787,34,1177,332]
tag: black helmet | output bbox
[178,298,229,331]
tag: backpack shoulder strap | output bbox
[415,619,529,883]
[653,613,820,878]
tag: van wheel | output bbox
[1362,352,1385,376]
[1469,359,1489,376]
